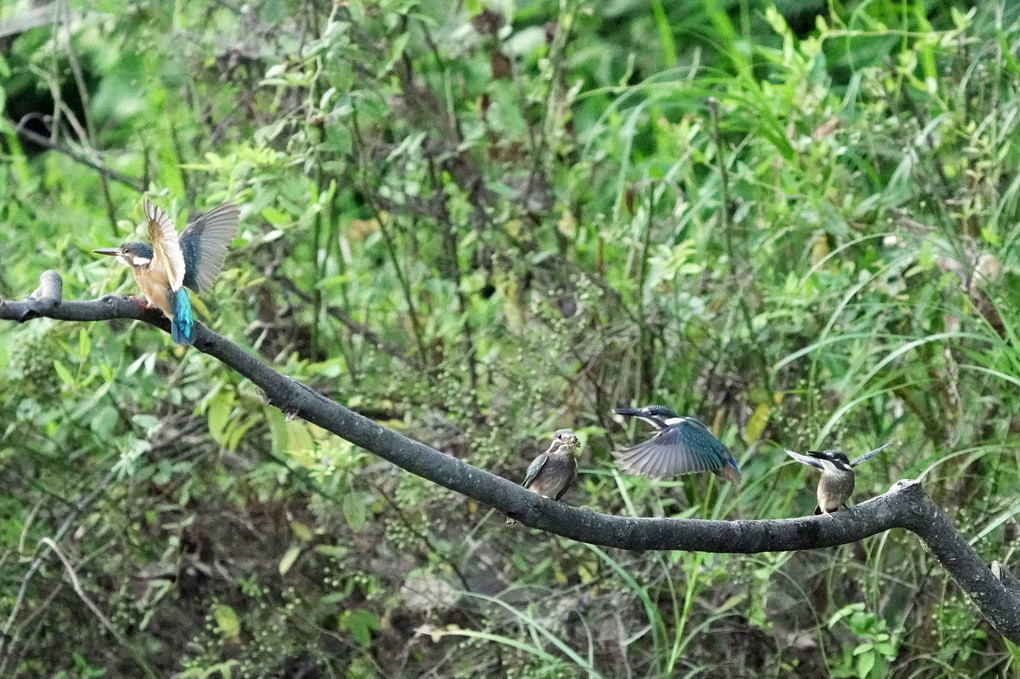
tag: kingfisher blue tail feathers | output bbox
[171,288,194,345]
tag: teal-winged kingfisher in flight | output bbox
[94,199,239,345]
[612,405,741,483]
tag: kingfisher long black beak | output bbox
[806,450,835,462]
[93,248,121,256]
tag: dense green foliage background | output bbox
[2,0,1020,676]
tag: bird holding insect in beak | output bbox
[506,429,581,525]
[611,405,741,483]
[93,199,239,345]
[785,442,892,516]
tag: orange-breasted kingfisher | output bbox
[506,429,581,525]
[785,441,891,515]
[612,405,741,483]
[93,198,239,345]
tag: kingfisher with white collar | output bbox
[786,442,892,515]
[93,198,238,345]
[612,405,741,483]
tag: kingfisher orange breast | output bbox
[132,264,176,320]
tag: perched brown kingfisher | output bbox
[785,442,892,515]
[506,429,581,525]
[612,405,741,483]
[93,199,239,345]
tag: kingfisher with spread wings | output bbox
[93,198,239,345]
[612,405,741,483]
[785,442,892,515]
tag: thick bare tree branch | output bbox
[3,273,1019,643]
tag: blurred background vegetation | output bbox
[2,0,1019,676]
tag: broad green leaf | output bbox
[314,545,349,559]
[286,421,315,459]
[266,407,289,452]
[291,521,313,542]
[90,405,120,439]
[279,545,302,575]
[342,609,380,647]
[857,651,875,677]
[52,360,74,387]
[207,392,234,445]
[131,414,160,432]
[342,492,366,532]
[212,604,240,640]
[744,403,770,444]
[78,329,90,358]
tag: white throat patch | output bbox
[818,457,850,473]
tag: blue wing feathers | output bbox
[614,418,738,478]
[179,203,240,292]
[180,236,203,292]
[171,289,194,345]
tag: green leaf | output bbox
[320,592,345,606]
[152,460,173,485]
[131,414,161,432]
[286,421,315,456]
[291,521,313,542]
[207,392,234,445]
[224,414,259,453]
[212,604,241,640]
[52,360,74,387]
[342,609,380,647]
[314,544,349,559]
[876,642,897,657]
[78,329,90,358]
[278,545,302,575]
[857,651,875,677]
[981,226,1001,247]
[261,207,292,225]
[744,402,770,443]
[90,405,120,439]
[342,492,367,532]
[266,408,289,452]
[177,660,239,679]
[325,124,351,154]
[124,352,152,377]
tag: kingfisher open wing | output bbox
[850,441,893,467]
[144,199,186,291]
[785,449,824,469]
[613,418,728,477]
[179,202,240,292]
